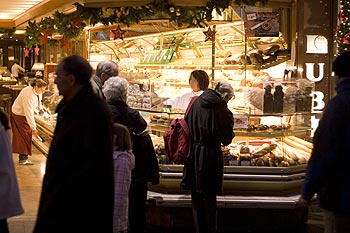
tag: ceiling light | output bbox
[15,30,26,35]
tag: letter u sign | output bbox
[305,63,324,82]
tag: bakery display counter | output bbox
[0,76,17,113]
[33,115,56,156]
[146,110,313,230]
[0,84,26,104]
[0,79,17,87]
[146,191,309,231]
[149,164,306,196]
[33,106,312,230]
[147,137,311,230]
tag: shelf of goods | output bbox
[150,112,313,195]
[146,111,313,230]
[90,20,291,108]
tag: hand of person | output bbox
[32,129,39,138]
[298,196,310,208]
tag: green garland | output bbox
[24,0,269,48]
[0,27,16,38]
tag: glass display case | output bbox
[32,5,311,230]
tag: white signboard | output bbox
[306,35,328,54]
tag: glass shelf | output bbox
[234,127,311,137]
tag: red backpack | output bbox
[163,96,198,164]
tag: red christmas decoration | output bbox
[344,33,350,44]
[24,48,29,57]
[39,36,49,45]
[110,25,126,40]
[336,26,340,34]
[203,26,216,42]
[339,11,346,22]
[338,37,344,44]
[60,37,69,48]
[34,45,40,56]
[39,29,52,45]
[70,16,82,29]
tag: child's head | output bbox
[112,123,132,151]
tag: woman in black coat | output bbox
[181,81,235,233]
[103,76,159,233]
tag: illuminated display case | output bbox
[33,5,314,231]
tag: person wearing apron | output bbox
[11,78,47,165]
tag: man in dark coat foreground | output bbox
[181,81,235,233]
[33,55,114,233]
[299,51,350,233]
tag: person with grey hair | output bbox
[102,76,128,101]
[103,77,159,233]
[181,81,235,233]
[92,60,119,99]
[214,81,235,102]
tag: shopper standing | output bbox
[103,76,160,233]
[33,55,115,233]
[112,123,135,233]
[11,59,26,85]
[0,109,24,233]
[299,51,350,233]
[11,78,47,165]
[91,60,119,99]
[181,81,235,233]
[164,69,210,110]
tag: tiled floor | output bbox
[8,146,46,233]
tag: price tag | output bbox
[234,117,248,129]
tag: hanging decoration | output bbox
[24,49,30,57]
[336,0,350,53]
[0,28,16,38]
[60,37,69,48]
[23,21,41,49]
[39,29,52,45]
[23,0,269,48]
[110,25,126,40]
[70,16,83,29]
[203,26,216,42]
[34,46,40,56]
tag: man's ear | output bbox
[101,72,110,82]
[67,74,76,86]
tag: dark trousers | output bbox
[128,180,148,233]
[324,209,350,233]
[191,192,217,233]
[0,218,9,233]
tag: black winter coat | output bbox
[302,79,350,213]
[181,89,234,195]
[106,98,160,184]
[34,85,115,233]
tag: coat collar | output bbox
[56,85,93,115]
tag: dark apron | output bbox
[10,113,32,155]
